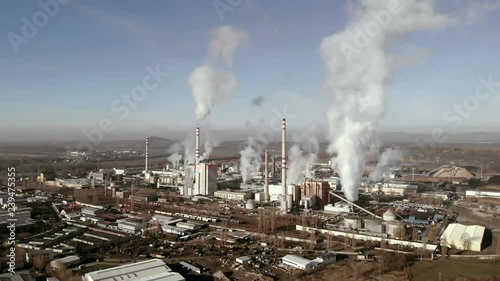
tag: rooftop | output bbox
[282,254,313,266]
[84,259,185,281]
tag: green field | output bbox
[410,259,500,281]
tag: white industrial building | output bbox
[466,190,500,199]
[117,221,143,233]
[50,255,80,269]
[257,184,297,202]
[440,223,486,252]
[83,259,185,281]
[181,163,217,197]
[324,201,354,214]
[214,190,251,201]
[176,222,202,230]
[360,182,418,196]
[282,254,315,270]
[162,225,192,236]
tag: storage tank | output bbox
[286,194,293,210]
[383,209,397,221]
[364,218,383,233]
[343,217,361,230]
[385,221,403,237]
[245,199,255,210]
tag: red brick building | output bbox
[302,178,331,205]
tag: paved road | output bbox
[450,205,499,230]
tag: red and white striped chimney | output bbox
[195,127,200,166]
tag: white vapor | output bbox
[201,128,220,161]
[321,0,454,201]
[188,66,238,122]
[167,142,183,169]
[287,131,319,184]
[240,135,268,183]
[189,26,249,124]
[369,148,403,181]
[209,26,249,68]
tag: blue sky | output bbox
[1,0,499,141]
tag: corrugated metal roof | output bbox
[282,255,313,266]
[84,259,184,281]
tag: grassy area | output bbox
[410,259,500,281]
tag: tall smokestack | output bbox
[145,137,149,172]
[264,150,269,202]
[272,155,276,178]
[281,118,287,211]
[195,127,200,193]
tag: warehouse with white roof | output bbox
[83,259,185,281]
[282,254,315,270]
[440,223,486,252]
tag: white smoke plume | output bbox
[201,127,220,161]
[240,135,268,183]
[209,26,250,68]
[188,66,238,122]
[182,137,195,165]
[369,148,403,181]
[189,25,249,123]
[167,142,183,169]
[287,132,319,184]
[321,0,454,201]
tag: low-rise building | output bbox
[83,259,185,281]
[0,207,33,225]
[282,254,315,270]
[50,255,80,269]
[26,249,54,263]
[214,190,250,201]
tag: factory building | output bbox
[324,201,354,214]
[50,255,80,269]
[282,255,315,270]
[214,190,251,201]
[26,249,54,263]
[440,223,485,252]
[302,178,331,205]
[181,163,217,197]
[265,184,299,202]
[83,259,185,281]
[361,182,418,196]
[0,207,33,225]
[466,190,500,199]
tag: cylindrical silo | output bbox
[246,199,255,210]
[343,217,361,230]
[286,194,293,210]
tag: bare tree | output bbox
[461,233,472,254]
[33,255,46,270]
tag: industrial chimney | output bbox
[195,127,200,193]
[281,118,287,211]
[145,137,149,172]
[264,150,269,202]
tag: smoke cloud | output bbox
[251,96,264,107]
[201,127,220,161]
[369,148,403,181]
[320,0,454,201]
[167,142,183,169]
[240,134,268,182]
[189,25,249,124]
[287,131,319,184]
[209,26,250,68]
[167,136,196,168]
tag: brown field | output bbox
[410,259,500,281]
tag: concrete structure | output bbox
[282,254,314,270]
[81,207,104,217]
[361,182,418,196]
[50,255,80,269]
[440,223,485,252]
[214,190,250,201]
[152,215,175,225]
[162,225,192,235]
[84,259,185,281]
[383,209,397,221]
[302,178,331,205]
[364,218,383,233]
[175,222,202,230]
[268,184,298,202]
[145,137,150,172]
[264,150,270,202]
[195,127,201,195]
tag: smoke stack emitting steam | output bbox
[281,118,287,210]
[320,0,454,202]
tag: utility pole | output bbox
[412,168,415,181]
[438,272,442,281]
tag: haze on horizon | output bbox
[1,0,500,143]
